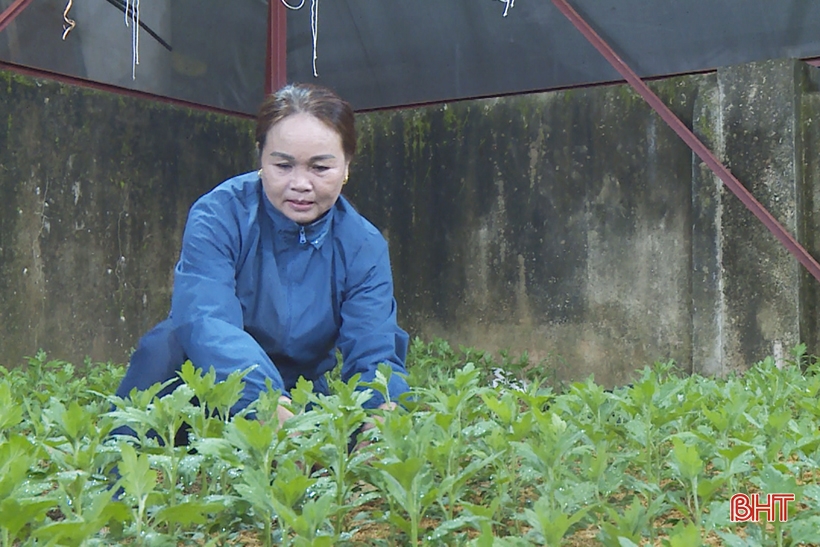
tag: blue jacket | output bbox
[170,171,409,410]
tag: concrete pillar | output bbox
[799,67,820,354]
[693,59,818,374]
[691,74,724,376]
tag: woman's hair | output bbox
[256,83,356,160]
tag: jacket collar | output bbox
[263,193,334,250]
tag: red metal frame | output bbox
[0,0,34,33]
[266,0,288,95]
[552,0,820,284]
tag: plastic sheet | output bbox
[2,0,819,113]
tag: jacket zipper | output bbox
[299,226,307,245]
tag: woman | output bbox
[114,83,409,426]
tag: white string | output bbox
[500,0,515,17]
[124,0,140,79]
[280,0,319,77]
[136,2,141,77]
[310,0,319,77]
[61,0,75,40]
[281,0,306,9]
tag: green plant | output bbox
[3,341,820,545]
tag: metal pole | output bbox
[551,0,820,284]
[0,0,34,34]
[265,0,287,95]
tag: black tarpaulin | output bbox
[1,0,819,114]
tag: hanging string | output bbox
[134,0,140,79]
[500,0,515,17]
[280,0,306,9]
[125,0,141,79]
[278,0,514,77]
[61,0,75,40]
[310,0,319,76]
[281,0,319,77]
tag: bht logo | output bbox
[730,493,795,522]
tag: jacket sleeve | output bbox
[170,195,284,410]
[337,237,410,409]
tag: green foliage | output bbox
[2,341,820,545]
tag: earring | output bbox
[257,169,263,178]
[342,175,349,185]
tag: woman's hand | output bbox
[276,395,295,429]
[354,401,397,452]
[361,401,397,432]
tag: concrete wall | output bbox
[1,60,819,386]
[349,59,820,384]
[0,71,255,365]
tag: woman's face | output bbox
[259,112,350,224]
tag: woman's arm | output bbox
[337,237,410,409]
[171,194,285,411]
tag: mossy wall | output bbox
[348,59,820,385]
[2,60,819,386]
[351,77,703,386]
[0,70,255,365]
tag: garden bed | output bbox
[1,339,819,545]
